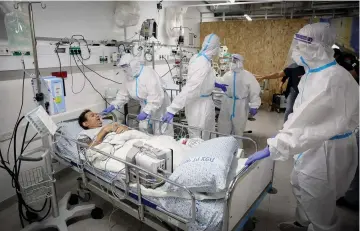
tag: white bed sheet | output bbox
[55,120,247,201]
[54,120,248,231]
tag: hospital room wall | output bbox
[200,19,308,106]
[0,1,211,203]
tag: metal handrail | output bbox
[125,113,258,152]
[54,132,197,223]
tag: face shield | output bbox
[230,54,244,72]
[285,34,313,67]
[285,23,335,69]
[118,53,141,80]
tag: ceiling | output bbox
[200,1,359,20]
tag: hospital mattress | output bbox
[54,120,227,231]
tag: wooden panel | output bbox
[200,19,307,105]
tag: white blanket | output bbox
[86,130,192,173]
[85,130,247,200]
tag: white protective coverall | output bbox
[218,55,261,147]
[268,23,359,231]
[112,54,174,136]
[166,34,220,140]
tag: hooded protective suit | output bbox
[166,34,220,140]
[218,54,261,147]
[267,23,359,231]
[112,54,174,136]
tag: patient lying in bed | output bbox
[77,109,129,146]
[76,109,199,172]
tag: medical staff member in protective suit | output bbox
[162,33,227,140]
[245,23,359,231]
[218,54,261,147]
[102,53,174,136]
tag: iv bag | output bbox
[4,10,32,52]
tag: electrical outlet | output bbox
[0,46,11,56]
[69,46,81,56]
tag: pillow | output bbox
[164,136,239,193]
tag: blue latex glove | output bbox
[245,147,270,166]
[137,111,149,120]
[162,112,174,123]
[249,108,258,116]
[215,82,228,92]
[101,105,115,115]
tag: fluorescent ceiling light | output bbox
[244,14,252,21]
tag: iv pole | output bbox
[171,26,191,92]
[12,3,97,231]
[14,2,46,108]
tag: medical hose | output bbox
[72,55,125,116]
[0,116,49,227]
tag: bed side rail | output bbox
[53,132,196,224]
[125,113,258,152]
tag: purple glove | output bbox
[162,112,174,123]
[249,108,258,116]
[245,147,270,166]
[137,111,149,120]
[101,105,115,115]
[215,82,228,92]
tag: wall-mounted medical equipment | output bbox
[32,77,66,115]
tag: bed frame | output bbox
[51,114,275,231]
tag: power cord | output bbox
[5,58,26,164]
[72,55,124,116]
[0,118,50,228]
[70,35,91,60]
[75,54,122,85]
[70,51,86,94]
[161,66,176,78]
[163,56,173,76]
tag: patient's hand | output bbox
[104,123,129,134]
[115,125,129,134]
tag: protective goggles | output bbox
[120,64,130,69]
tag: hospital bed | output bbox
[51,113,275,231]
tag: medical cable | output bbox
[13,121,50,222]
[70,52,86,94]
[70,35,91,60]
[75,54,122,85]
[163,56,173,76]
[55,42,62,73]
[6,58,26,164]
[108,207,120,231]
[55,42,66,96]
[72,55,124,116]
[161,66,176,78]
[0,118,50,227]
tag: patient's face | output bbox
[83,111,102,129]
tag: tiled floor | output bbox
[0,109,358,231]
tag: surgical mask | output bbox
[121,64,133,79]
[230,63,238,71]
[129,60,141,77]
[291,49,303,66]
[230,59,243,72]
